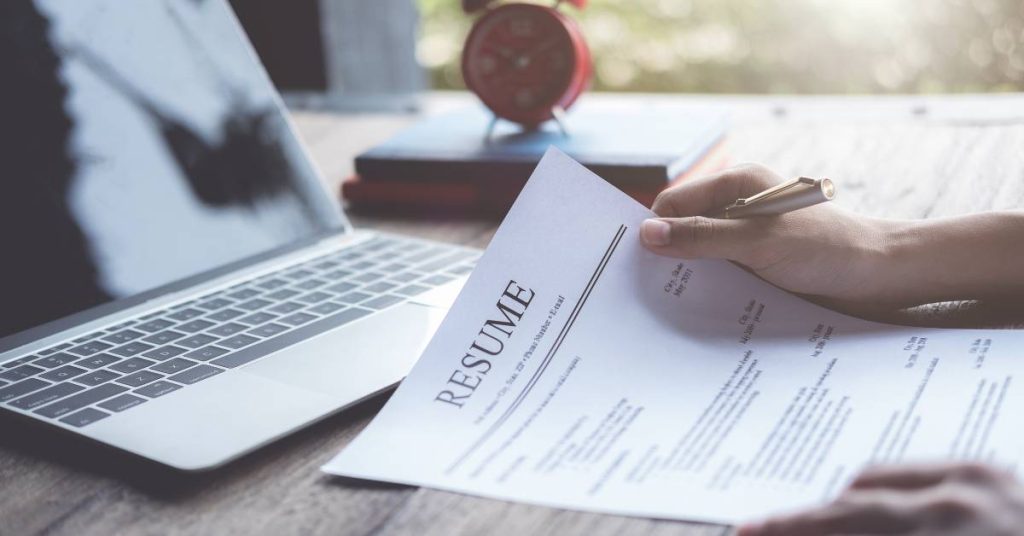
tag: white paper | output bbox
[324,148,1024,524]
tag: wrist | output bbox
[871,211,1024,306]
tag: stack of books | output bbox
[341,100,730,216]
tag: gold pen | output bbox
[709,177,836,219]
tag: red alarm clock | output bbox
[461,0,591,129]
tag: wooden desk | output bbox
[5,93,1024,536]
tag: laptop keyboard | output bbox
[0,235,477,428]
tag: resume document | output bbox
[324,149,1024,523]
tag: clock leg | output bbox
[551,105,570,137]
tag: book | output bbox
[342,138,729,216]
[353,99,729,190]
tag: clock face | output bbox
[462,3,590,126]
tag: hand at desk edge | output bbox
[640,163,1024,315]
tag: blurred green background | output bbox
[416,0,1024,93]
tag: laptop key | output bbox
[208,323,247,337]
[73,332,104,344]
[110,357,155,373]
[151,358,197,374]
[177,334,218,349]
[307,302,346,315]
[279,312,317,326]
[284,269,314,280]
[68,340,113,356]
[59,408,110,427]
[238,298,272,311]
[142,330,186,345]
[34,383,128,418]
[34,353,78,368]
[265,288,299,300]
[267,302,303,314]
[9,383,84,410]
[296,291,331,304]
[389,272,422,283]
[74,369,121,387]
[227,288,261,300]
[207,308,245,322]
[237,311,278,325]
[337,291,372,304]
[421,274,455,286]
[0,365,44,382]
[110,342,155,357]
[219,335,260,349]
[135,318,175,333]
[168,365,223,385]
[394,284,429,297]
[325,282,357,294]
[116,370,163,388]
[134,380,181,399]
[197,298,233,310]
[184,346,229,361]
[39,365,88,382]
[75,353,120,369]
[403,246,445,263]
[0,378,51,402]
[362,295,404,310]
[167,308,204,321]
[256,278,288,290]
[98,393,146,412]
[353,272,384,284]
[211,307,373,369]
[3,356,36,368]
[296,279,327,290]
[363,281,398,293]
[322,269,352,280]
[142,345,188,361]
[247,323,288,338]
[103,329,145,345]
[176,319,215,333]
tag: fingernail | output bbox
[641,219,671,246]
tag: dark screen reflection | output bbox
[0,0,343,340]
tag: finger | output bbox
[740,491,917,536]
[640,216,765,263]
[651,163,779,218]
[850,462,1007,491]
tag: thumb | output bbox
[640,216,758,261]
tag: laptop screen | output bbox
[1,0,346,340]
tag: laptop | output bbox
[0,0,476,470]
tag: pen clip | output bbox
[736,177,816,206]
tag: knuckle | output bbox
[954,462,1000,483]
[689,216,716,244]
[651,189,677,215]
[921,485,983,524]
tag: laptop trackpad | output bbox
[240,303,447,399]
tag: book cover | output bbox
[343,138,730,217]
[354,99,729,189]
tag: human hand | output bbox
[641,164,896,313]
[738,462,1024,536]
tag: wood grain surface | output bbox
[4,93,1024,536]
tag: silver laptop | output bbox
[0,0,475,470]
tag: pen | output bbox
[708,177,836,219]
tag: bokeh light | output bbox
[416,0,1024,93]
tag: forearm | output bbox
[873,211,1024,306]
